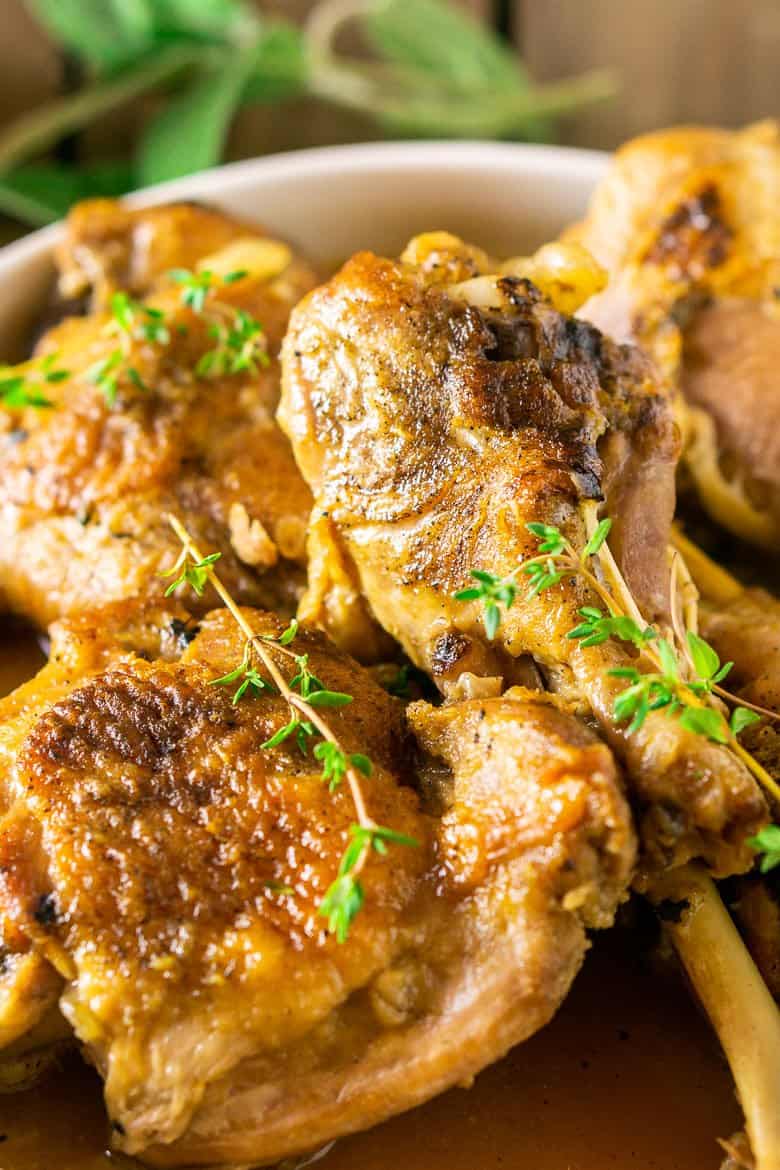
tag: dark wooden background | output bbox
[1,0,779,152]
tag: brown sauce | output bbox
[0,625,741,1170]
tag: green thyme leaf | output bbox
[86,348,123,407]
[277,618,299,646]
[306,689,353,709]
[289,653,325,698]
[523,559,565,597]
[678,706,728,744]
[314,741,348,791]
[567,607,655,649]
[685,630,733,691]
[582,517,612,558]
[169,268,215,312]
[162,550,220,597]
[747,824,780,874]
[261,716,300,750]
[656,638,680,682]
[454,567,518,638]
[196,308,269,378]
[730,707,761,737]
[350,753,373,777]
[525,521,566,556]
[0,375,52,409]
[318,873,364,944]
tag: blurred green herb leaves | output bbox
[0,0,615,226]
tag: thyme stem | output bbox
[166,514,377,849]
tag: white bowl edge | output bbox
[0,139,609,357]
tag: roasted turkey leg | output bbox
[280,235,766,881]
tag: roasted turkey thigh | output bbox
[0,602,633,1164]
[0,201,316,628]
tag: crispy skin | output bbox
[0,206,316,628]
[280,238,766,879]
[569,122,780,546]
[159,690,633,1167]
[0,605,633,1162]
[699,587,780,999]
[700,589,780,787]
[55,199,274,310]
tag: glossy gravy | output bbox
[0,624,741,1170]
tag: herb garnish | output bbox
[0,353,70,409]
[162,515,419,942]
[453,512,780,804]
[87,291,171,406]
[748,825,780,874]
[85,271,268,409]
[170,268,270,377]
[0,2,615,227]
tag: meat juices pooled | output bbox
[0,603,633,1164]
[280,234,767,881]
[566,121,780,547]
[0,201,317,628]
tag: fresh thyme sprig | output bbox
[162,549,222,597]
[87,290,171,406]
[453,514,780,804]
[454,516,614,636]
[162,514,418,942]
[319,824,419,943]
[748,825,780,874]
[170,267,270,378]
[85,272,268,409]
[0,352,70,409]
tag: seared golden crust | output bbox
[0,606,428,1148]
[570,121,780,546]
[151,689,634,1167]
[0,211,316,628]
[280,239,765,879]
[700,589,780,794]
[409,691,634,926]
[0,602,634,1162]
[55,199,271,309]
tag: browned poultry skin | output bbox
[569,122,780,546]
[700,589,780,784]
[0,604,633,1164]
[280,241,766,880]
[0,210,316,628]
[698,588,780,1000]
[55,199,271,310]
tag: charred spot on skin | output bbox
[644,184,732,274]
[554,316,604,365]
[33,892,58,928]
[655,897,690,924]
[169,618,200,651]
[430,631,471,677]
[496,275,541,308]
[570,457,603,501]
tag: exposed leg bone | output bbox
[648,866,780,1170]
